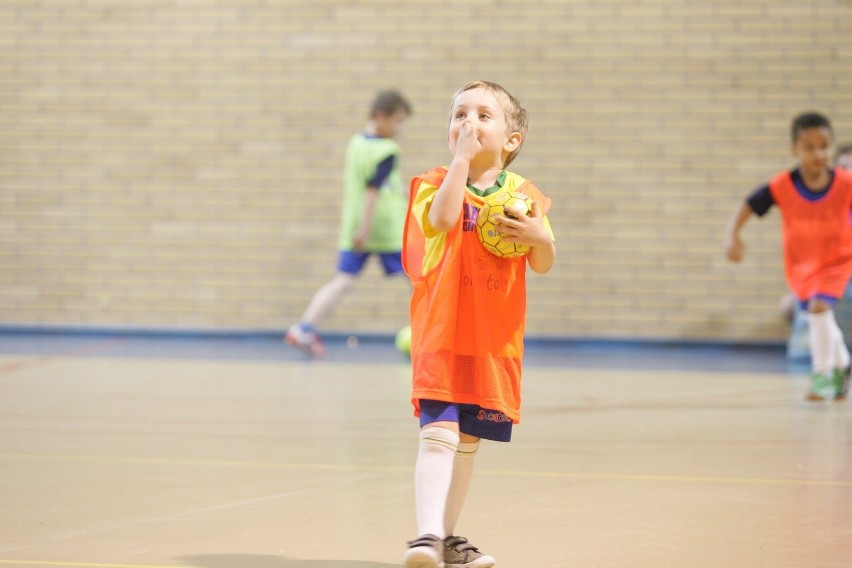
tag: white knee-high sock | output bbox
[444,440,480,536]
[831,317,851,370]
[414,426,459,538]
[809,311,835,375]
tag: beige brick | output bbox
[1,0,850,340]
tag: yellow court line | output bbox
[2,452,850,488]
[477,468,852,487]
[0,561,179,568]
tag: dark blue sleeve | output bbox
[746,184,774,217]
[367,154,396,189]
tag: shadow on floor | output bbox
[179,554,397,568]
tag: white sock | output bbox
[444,440,479,536]
[414,426,459,538]
[809,311,835,375]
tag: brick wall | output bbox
[2,0,851,341]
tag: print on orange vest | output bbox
[462,202,479,232]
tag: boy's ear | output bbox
[504,131,523,153]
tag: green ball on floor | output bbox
[395,325,411,356]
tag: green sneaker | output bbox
[443,535,495,568]
[807,373,834,401]
[832,366,851,400]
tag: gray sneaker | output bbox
[405,533,444,568]
[443,535,495,568]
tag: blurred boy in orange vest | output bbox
[726,112,852,401]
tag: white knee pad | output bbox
[420,425,460,452]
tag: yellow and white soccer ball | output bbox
[475,191,534,258]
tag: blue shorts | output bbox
[798,294,839,311]
[338,251,404,276]
[419,399,513,442]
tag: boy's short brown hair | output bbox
[450,81,529,167]
[370,89,412,117]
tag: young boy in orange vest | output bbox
[726,112,852,401]
[401,81,556,568]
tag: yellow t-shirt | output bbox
[410,169,554,274]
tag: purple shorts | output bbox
[419,399,513,442]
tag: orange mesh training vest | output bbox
[769,168,852,299]
[402,166,552,423]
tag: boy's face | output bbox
[792,126,833,177]
[374,109,409,138]
[836,152,852,171]
[448,87,520,164]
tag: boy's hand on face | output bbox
[494,200,551,249]
[455,119,480,163]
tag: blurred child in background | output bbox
[286,90,412,357]
[726,112,852,400]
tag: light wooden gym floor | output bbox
[0,333,850,568]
